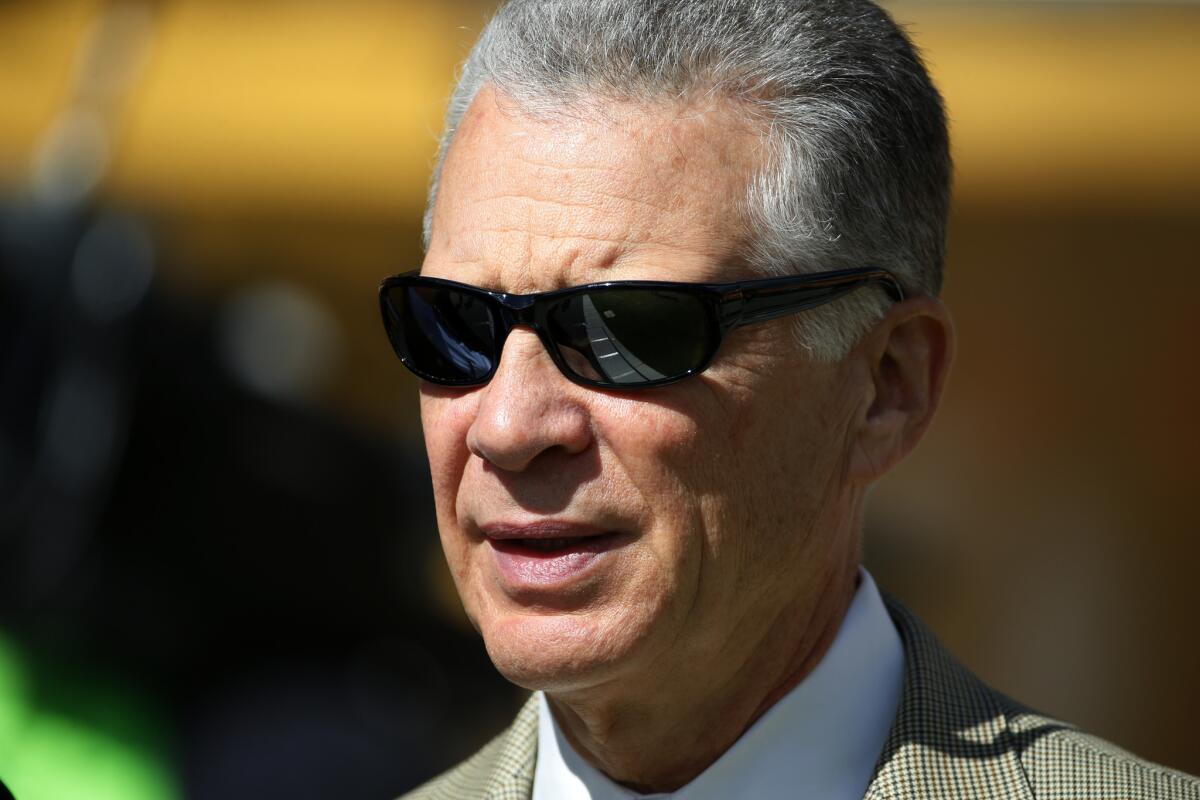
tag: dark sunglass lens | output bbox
[546,288,716,385]
[384,284,497,383]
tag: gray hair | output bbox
[424,0,951,359]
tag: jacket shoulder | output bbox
[878,594,1199,800]
[398,695,538,800]
[1003,703,1200,800]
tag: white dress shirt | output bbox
[532,568,904,800]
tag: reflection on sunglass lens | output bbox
[387,286,497,382]
[547,289,715,385]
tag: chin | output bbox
[479,607,639,693]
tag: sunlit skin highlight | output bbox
[417,86,953,792]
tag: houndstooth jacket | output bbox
[400,597,1200,799]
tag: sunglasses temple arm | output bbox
[725,278,896,329]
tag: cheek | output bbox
[598,398,718,587]
[419,390,480,525]
[420,390,491,627]
[719,373,855,562]
[600,397,704,504]
[616,382,748,513]
[596,391,773,658]
[633,370,833,574]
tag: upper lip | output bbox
[478,521,610,540]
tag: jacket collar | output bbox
[864,595,1035,800]
[483,694,538,800]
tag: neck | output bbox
[545,557,861,793]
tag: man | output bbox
[379,0,1200,797]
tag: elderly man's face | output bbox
[419,88,865,694]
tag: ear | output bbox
[847,296,955,483]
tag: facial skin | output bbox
[419,86,953,791]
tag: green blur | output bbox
[0,632,179,800]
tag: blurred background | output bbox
[0,0,1197,797]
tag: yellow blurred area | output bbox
[908,2,1200,204]
[2,2,1199,213]
[112,1,468,219]
[0,1,475,218]
[0,2,98,180]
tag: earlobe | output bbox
[848,297,954,483]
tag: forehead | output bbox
[424,87,765,291]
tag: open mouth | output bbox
[488,532,621,557]
[484,527,628,588]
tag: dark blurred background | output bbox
[0,1,1197,798]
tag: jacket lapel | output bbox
[865,597,1036,800]
[482,695,538,800]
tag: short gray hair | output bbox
[424,0,951,359]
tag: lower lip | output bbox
[488,533,624,588]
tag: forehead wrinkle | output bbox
[444,186,670,285]
[478,189,675,217]
[447,226,738,293]
[449,172,726,276]
[470,130,689,219]
[445,226,628,291]
[492,102,732,202]
[431,87,763,291]
[446,204,649,260]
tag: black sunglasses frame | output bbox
[378,266,905,390]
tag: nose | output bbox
[466,328,593,473]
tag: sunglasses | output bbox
[378,267,903,390]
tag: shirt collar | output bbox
[532,567,905,800]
